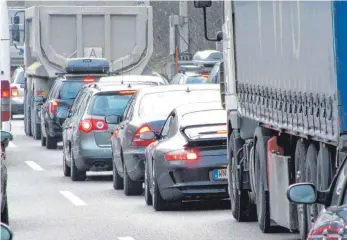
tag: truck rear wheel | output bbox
[32,122,41,140]
[255,135,272,233]
[305,143,319,231]
[229,135,256,222]
[295,139,308,240]
[46,136,57,149]
[24,91,32,136]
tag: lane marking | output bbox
[117,238,135,240]
[8,142,17,148]
[25,161,44,171]
[59,191,87,206]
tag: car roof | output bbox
[136,84,219,96]
[83,83,153,94]
[98,75,167,84]
[174,101,224,116]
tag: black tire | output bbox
[144,160,153,206]
[33,123,41,140]
[1,197,9,225]
[316,144,332,214]
[152,161,167,211]
[229,135,256,222]
[295,139,308,240]
[123,163,143,196]
[63,154,71,177]
[25,107,32,136]
[112,158,123,190]
[71,153,86,181]
[255,136,272,233]
[305,144,319,231]
[46,136,57,149]
[41,135,46,147]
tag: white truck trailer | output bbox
[10,1,153,138]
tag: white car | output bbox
[98,74,169,85]
[10,67,24,118]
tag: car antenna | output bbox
[121,60,124,84]
[186,85,191,92]
[128,83,132,88]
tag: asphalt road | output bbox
[5,117,300,240]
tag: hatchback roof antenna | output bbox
[128,83,131,88]
[186,85,191,92]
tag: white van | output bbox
[0,0,11,132]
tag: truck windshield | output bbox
[60,81,86,100]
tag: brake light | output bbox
[78,118,108,133]
[131,124,155,146]
[164,149,198,161]
[201,73,209,78]
[49,99,59,115]
[1,81,10,98]
[216,130,227,134]
[118,90,136,95]
[11,86,19,97]
[83,76,96,83]
[1,80,11,122]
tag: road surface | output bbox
[6,118,300,240]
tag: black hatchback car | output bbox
[142,102,228,210]
[287,157,347,239]
[38,59,110,149]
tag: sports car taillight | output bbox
[164,149,198,161]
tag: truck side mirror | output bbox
[194,1,212,8]
[13,16,20,24]
[11,24,20,43]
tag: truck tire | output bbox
[255,134,272,233]
[228,135,256,222]
[295,139,308,240]
[46,136,57,149]
[41,135,46,147]
[32,122,41,140]
[24,91,32,136]
[70,152,86,181]
[316,144,332,213]
[123,163,143,196]
[305,143,319,231]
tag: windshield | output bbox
[89,94,133,116]
[59,81,86,100]
[186,76,208,84]
[139,90,220,118]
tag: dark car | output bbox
[62,83,153,181]
[141,102,228,210]
[111,84,222,196]
[39,58,110,149]
[1,131,13,225]
[287,156,347,239]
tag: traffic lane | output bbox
[6,119,300,240]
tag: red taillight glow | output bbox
[131,124,155,146]
[49,99,59,115]
[78,119,108,133]
[1,81,10,98]
[83,77,96,83]
[164,149,198,161]
[11,86,19,97]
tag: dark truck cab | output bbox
[38,58,110,149]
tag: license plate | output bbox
[212,168,227,180]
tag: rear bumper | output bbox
[123,147,146,182]
[11,98,24,114]
[75,137,113,172]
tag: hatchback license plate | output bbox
[212,169,227,180]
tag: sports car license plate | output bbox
[212,169,227,180]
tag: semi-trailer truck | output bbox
[10,1,153,139]
[195,1,346,239]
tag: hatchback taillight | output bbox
[11,86,19,97]
[131,124,156,146]
[78,119,108,133]
[49,99,59,115]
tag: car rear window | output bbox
[138,90,220,118]
[181,110,227,140]
[186,76,208,84]
[59,81,86,100]
[89,94,133,116]
[15,71,25,84]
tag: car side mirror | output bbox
[1,131,13,145]
[11,23,20,44]
[105,115,122,124]
[13,16,20,24]
[194,0,212,8]
[287,183,317,204]
[139,131,157,140]
[0,223,13,240]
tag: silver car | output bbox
[10,67,25,117]
[62,83,154,181]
